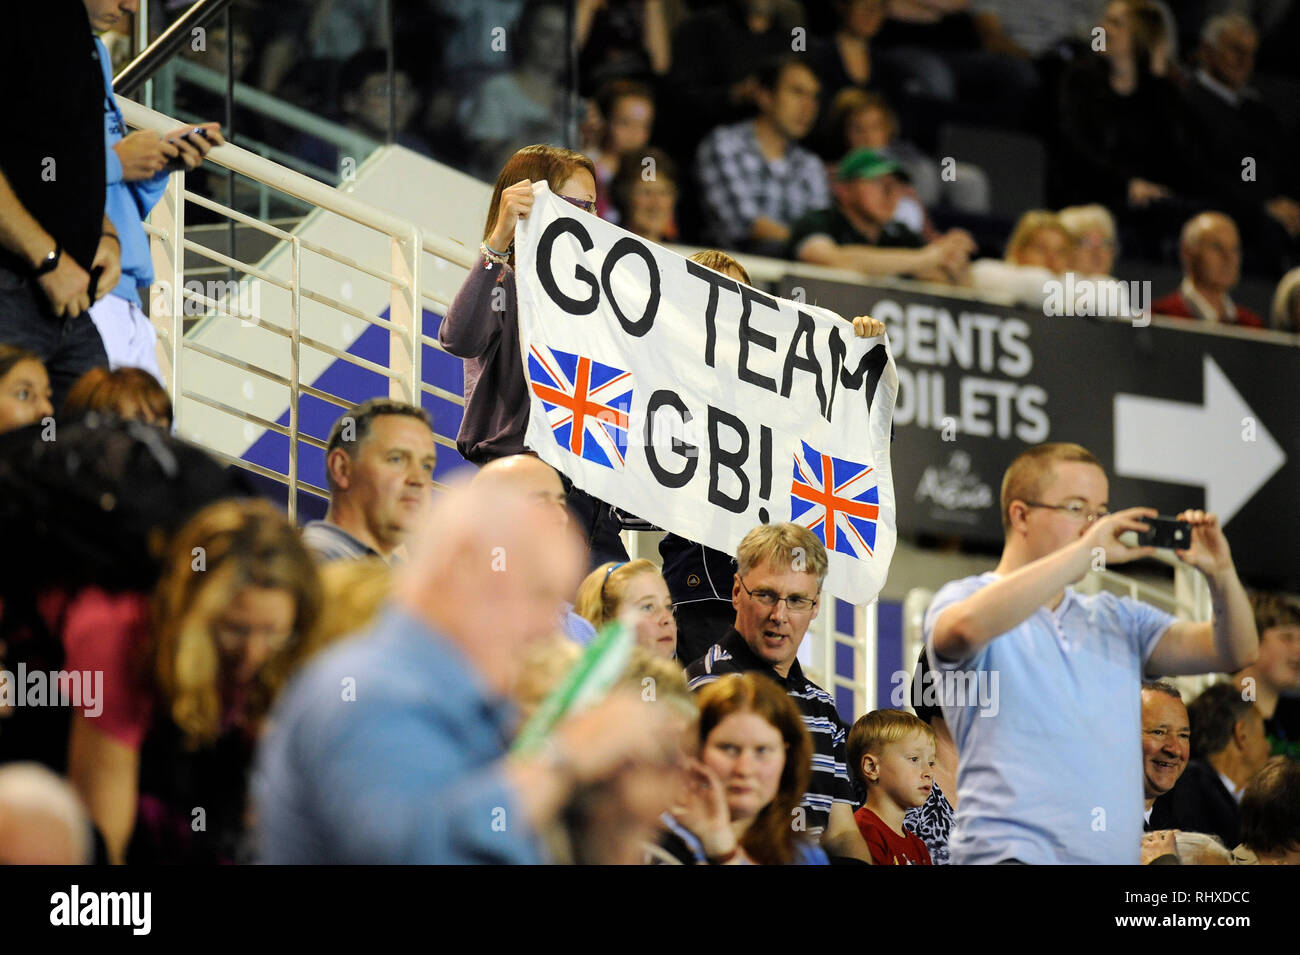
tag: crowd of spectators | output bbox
[138,0,1300,328]
[2,1,1298,868]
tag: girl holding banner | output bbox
[438,144,631,567]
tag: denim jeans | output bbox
[0,262,108,408]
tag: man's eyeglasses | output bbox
[561,195,597,214]
[738,576,818,613]
[1020,500,1109,524]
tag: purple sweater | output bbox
[438,255,529,465]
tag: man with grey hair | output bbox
[1184,11,1300,272]
[302,397,437,563]
[1152,213,1265,327]
[0,762,93,864]
[1141,681,1189,831]
[1160,681,1273,849]
[685,521,870,860]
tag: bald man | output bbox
[0,763,93,864]
[1152,213,1265,327]
[255,478,685,863]
[473,454,597,644]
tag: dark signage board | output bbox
[777,276,1298,590]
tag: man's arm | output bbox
[932,508,1158,662]
[1145,510,1257,675]
[0,168,92,317]
[0,168,59,268]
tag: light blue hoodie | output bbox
[96,35,170,306]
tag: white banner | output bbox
[515,182,897,604]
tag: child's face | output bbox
[870,730,935,810]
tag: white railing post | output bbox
[388,233,416,403]
[288,236,302,521]
[147,167,186,427]
[859,599,878,717]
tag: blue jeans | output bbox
[0,262,108,409]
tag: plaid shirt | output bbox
[695,120,830,248]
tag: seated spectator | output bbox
[1234,756,1300,864]
[563,650,697,865]
[591,80,656,222]
[575,559,677,659]
[1151,212,1265,327]
[969,209,1073,304]
[610,146,679,244]
[297,557,392,666]
[577,0,672,94]
[1233,592,1300,759]
[1141,681,1190,830]
[1184,12,1300,274]
[869,0,1041,129]
[471,454,599,646]
[512,634,584,725]
[255,479,684,863]
[0,346,53,434]
[685,522,870,860]
[458,2,571,179]
[824,89,991,220]
[806,0,889,123]
[64,498,322,864]
[665,0,809,156]
[695,57,829,254]
[293,49,432,178]
[662,672,828,865]
[1160,682,1272,849]
[848,708,935,865]
[1271,267,1300,333]
[1056,1,1206,258]
[301,398,437,564]
[1059,204,1120,277]
[791,148,974,282]
[905,648,957,864]
[0,763,93,865]
[61,366,172,427]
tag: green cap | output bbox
[837,148,903,182]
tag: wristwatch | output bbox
[32,243,61,277]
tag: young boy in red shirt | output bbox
[848,709,935,865]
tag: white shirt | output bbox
[1179,277,1238,324]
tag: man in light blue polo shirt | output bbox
[924,442,1257,864]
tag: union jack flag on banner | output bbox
[526,345,633,470]
[790,441,880,559]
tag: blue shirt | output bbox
[254,605,544,864]
[96,36,169,305]
[923,573,1175,865]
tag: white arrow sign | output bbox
[1114,355,1286,525]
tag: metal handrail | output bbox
[113,0,236,96]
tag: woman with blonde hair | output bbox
[575,559,677,660]
[63,497,321,864]
[660,672,827,865]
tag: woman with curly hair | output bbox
[64,498,321,863]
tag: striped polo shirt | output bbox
[685,630,856,835]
